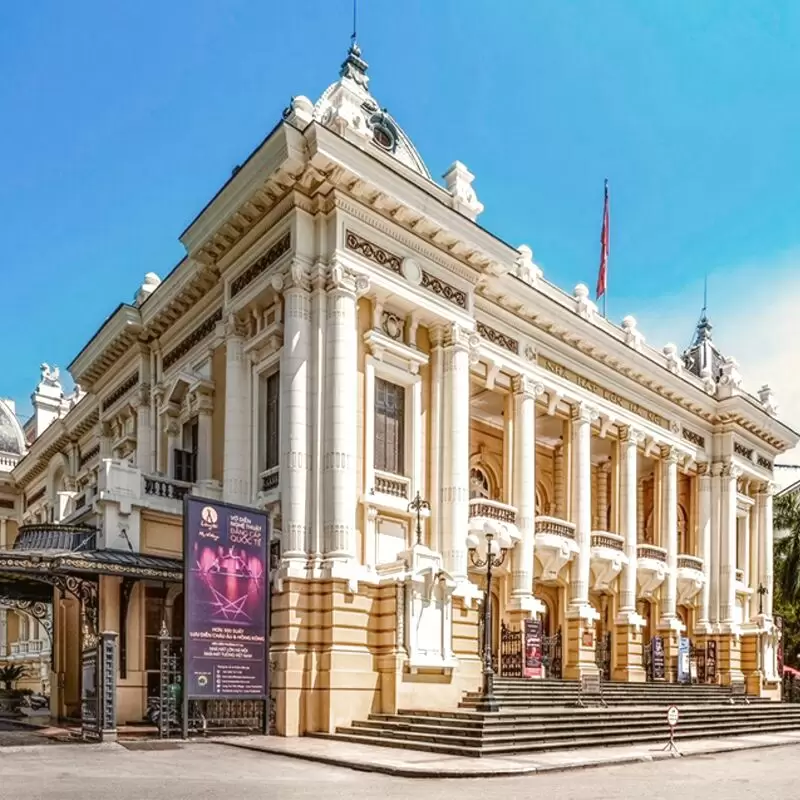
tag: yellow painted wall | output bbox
[141,513,183,558]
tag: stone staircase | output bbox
[459,677,769,708]
[319,679,800,757]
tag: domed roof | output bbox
[309,43,432,180]
[0,399,25,456]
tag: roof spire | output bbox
[340,0,369,90]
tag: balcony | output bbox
[590,531,627,593]
[260,466,279,494]
[637,543,668,599]
[13,523,96,553]
[535,515,579,583]
[468,499,520,549]
[677,554,705,605]
[373,470,411,500]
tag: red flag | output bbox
[596,179,609,300]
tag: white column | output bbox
[636,478,645,542]
[135,387,152,473]
[428,328,444,554]
[709,463,722,624]
[617,427,641,617]
[280,273,312,562]
[503,393,514,506]
[719,462,740,626]
[696,464,712,630]
[309,272,327,562]
[0,517,6,549]
[758,482,775,619]
[510,376,543,609]
[569,403,597,608]
[440,324,472,583]
[659,446,679,625]
[223,317,250,504]
[322,265,366,565]
[196,397,213,483]
[747,505,758,619]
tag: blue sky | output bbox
[2,1,800,443]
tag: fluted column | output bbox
[440,324,473,583]
[597,461,610,530]
[696,463,712,630]
[659,446,679,625]
[280,266,312,562]
[322,265,367,565]
[709,463,722,625]
[618,427,642,615]
[569,403,597,608]
[758,482,775,619]
[134,385,152,473]
[720,462,740,625]
[510,376,543,609]
[636,478,645,542]
[223,316,250,504]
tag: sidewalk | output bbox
[211,729,800,778]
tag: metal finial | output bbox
[351,0,358,44]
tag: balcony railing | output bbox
[678,554,704,571]
[535,515,577,540]
[591,531,625,551]
[469,498,518,525]
[13,523,96,553]
[637,544,668,563]
[143,475,191,501]
[260,466,279,492]
[373,470,411,499]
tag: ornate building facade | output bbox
[0,43,797,734]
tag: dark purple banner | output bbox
[184,497,269,699]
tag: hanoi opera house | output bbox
[0,44,796,734]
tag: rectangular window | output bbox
[173,418,198,483]
[374,378,405,475]
[265,371,280,470]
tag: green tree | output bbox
[775,492,800,667]
[0,664,29,692]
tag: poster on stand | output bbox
[706,640,718,683]
[651,636,665,680]
[677,636,690,684]
[523,619,543,678]
[183,496,269,700]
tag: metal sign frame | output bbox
[181,496,270,738]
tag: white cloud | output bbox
[630,255,800,478]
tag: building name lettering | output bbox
[540,357,669,430]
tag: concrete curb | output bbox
[210,735,800,779]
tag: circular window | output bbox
[370,113,397,151]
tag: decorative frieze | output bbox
[79,444,100,470]
[757,454,773,471]
[230,232,292,298]
[540,357,670,430]
[162,309,223,370]
[734,441,754,461]
[682,428,705,449]
[345,230,402,274]
[101,371,140,412]
[476,321,518,354]
[420,270,467,309]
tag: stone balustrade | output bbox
[373,470,411,499]
[677,554,704,571]
[469,498,517,526]
[591,531,625,551]
[143,475,191,501]
[535,515,577,539]
[637,544,668,563]
[260,466,279,493]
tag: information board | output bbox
[523,619,543,678]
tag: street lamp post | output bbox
[757,583,768,616]
[407,492,430,546]
[469,531,507,712]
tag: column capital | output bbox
[273,258,313,294]
[224,313,248,339]
[511,374,545,399]
[619,425,645,445]
[571,401,599,424]
[721,461,743,480]
[757,480,779,497]
[326,260,370,296]
[696,461,711,477]
[443,323,480,352]
[660,445,679,465]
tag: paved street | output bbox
[0,742,797,799]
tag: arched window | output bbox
[469,466,491,500]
